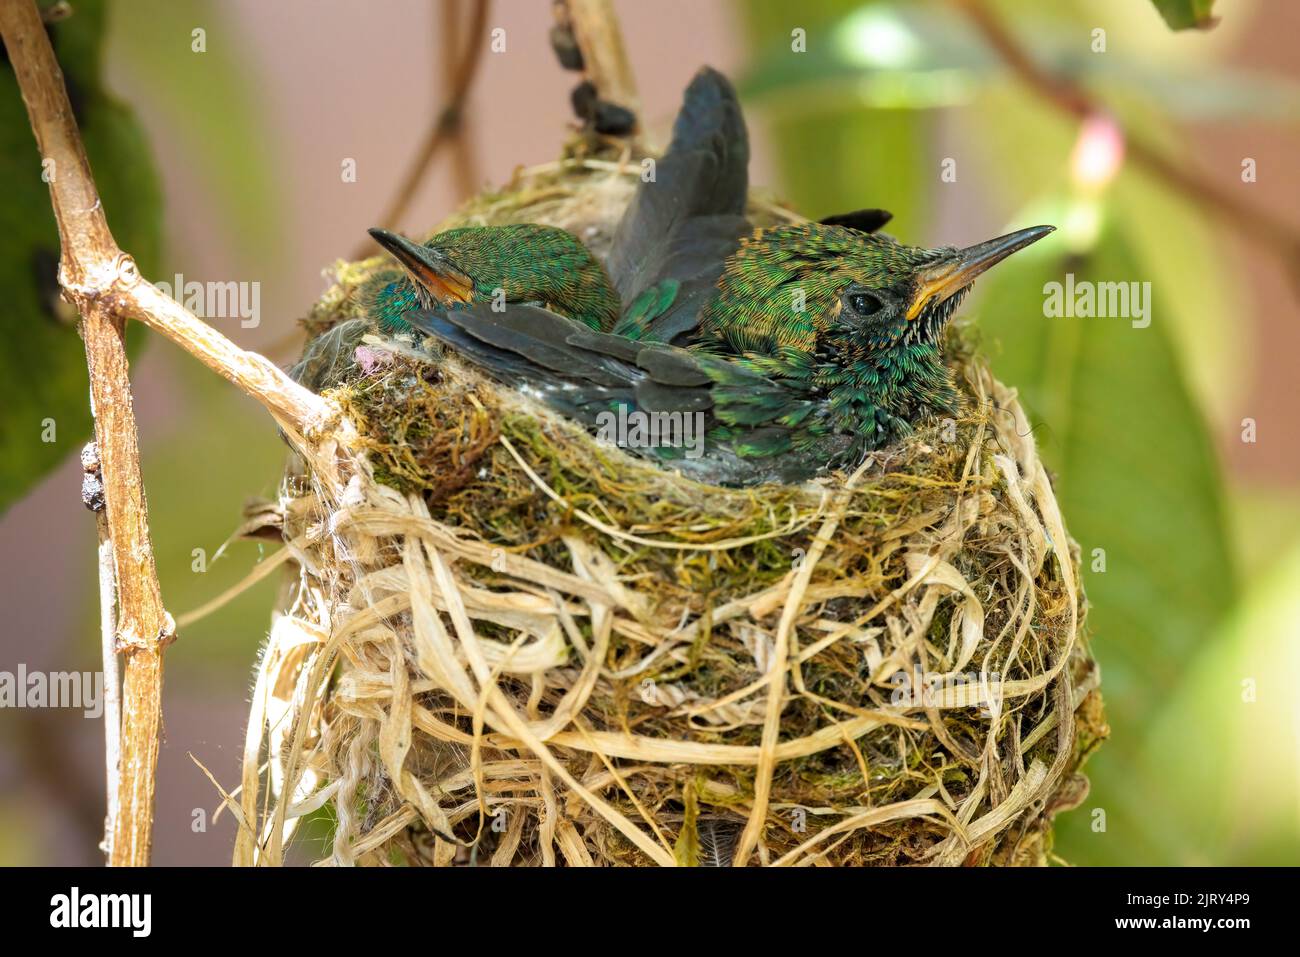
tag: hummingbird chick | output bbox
[371,68,1052,486]
[365,223,620,335]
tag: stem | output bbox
[355,0,491,258]
[96,512,122,859]
[82,278,168,867]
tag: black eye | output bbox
[849,292,883,315]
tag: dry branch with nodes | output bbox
[1,0,326,866]
[0,0,638,867]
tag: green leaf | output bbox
[977,221,1237,720]
[104,0,284,274]
[739,4,985,109]
[971,220,1238,862]
[741,3,1297,125]
[954,83,1249,426]
[1151,0,1219,32]
[1056,535,1300,864]
[0,0,163,514]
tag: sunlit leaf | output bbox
[1151,0,1219,32]
[740,3,1297,124]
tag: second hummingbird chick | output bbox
[364,223,620,335]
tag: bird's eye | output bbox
[849,292,883,315]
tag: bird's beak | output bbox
[367,227,475,304]
[905,225,1055,321]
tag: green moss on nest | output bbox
[332,356,500,501]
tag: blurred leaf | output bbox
[1228,485,1300,579]
[741,3,1299,124]
[1097,66,1298,124]
[0,0,162,513]
[1058,536,1300,864]
[972,220,1238,862]
[739,0,934,235]
[0,798,38,865]
[956,83,1248,424]
[977,220,1236,724]
[740,3,985,109]
[1151,0,1219,32]
[105,0,284,274]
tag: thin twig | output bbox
[955,0,1300,275]
[443,0,480,202]
[353,0,491,258]
[81,439,122,858]
[0,0,326,865]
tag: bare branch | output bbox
[0,0,328,865]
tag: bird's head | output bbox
[699,223,1054,360]
[362,227,475,335]
[364,224,620,334]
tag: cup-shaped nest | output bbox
[237,158,1105,867]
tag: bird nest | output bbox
[230,155,1105,867]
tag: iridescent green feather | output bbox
[370,224,619,336]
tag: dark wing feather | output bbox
[404,304,692,421]
[819,208,894,234]
[606,68,751,345]
[403,304,832,484]
[404,303,810,428]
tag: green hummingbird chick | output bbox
[379,68,1054,485]
[679,220,1055,462]
[403,222,1051,485]
[364,223,620,335]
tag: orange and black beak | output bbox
[368,227,475,305]
[905,225,1054,322]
